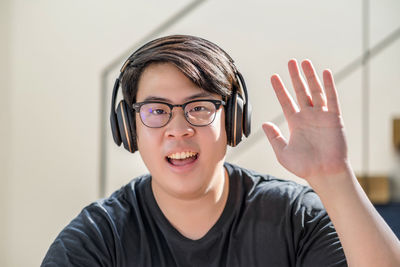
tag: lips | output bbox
[166,151,199,167]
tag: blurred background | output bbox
[1,0,399,266]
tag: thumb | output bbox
[262,122,287,156]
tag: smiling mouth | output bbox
[166,151,199,166]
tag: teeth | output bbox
[167,151,197,160]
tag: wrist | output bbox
[307,162,357,196]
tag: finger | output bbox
[301,59,327,109]
[288,59,313,108]
[270,74,299,120]
[262,122,287,157]
[323,69,341,115]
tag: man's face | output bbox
[135,63,228,200]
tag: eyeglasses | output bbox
[132,99,226,128]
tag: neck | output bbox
[151,166,229,240]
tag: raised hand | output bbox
[263,59,400,267]
[262,59,349,185]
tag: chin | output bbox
[158,172,212,200]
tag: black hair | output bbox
[121,35,240,106]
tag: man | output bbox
[42,35,400,266]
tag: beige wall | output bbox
[2,0,400,266]
[0,0,11,265]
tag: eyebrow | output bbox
[142,92,214,102]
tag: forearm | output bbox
[309,166,400,267]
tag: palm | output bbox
[263,60,348,183]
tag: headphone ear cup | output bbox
[126,104,138,152]
[226,91,245,147]
[243,101,252,137]
[116,100,136,153]
[225,93,234,146]
[110,107,122,146]
[233,96,244,146]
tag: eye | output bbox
[192,106,207,112]
[186,101,215,115]
[149,108,168,115]
[141,103,170,116]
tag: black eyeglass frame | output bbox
[132,99,226,128]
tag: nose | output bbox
[164,108,194,139]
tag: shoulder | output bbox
[75,174,153,241]
[93,174,150,220]
[225,162,328,228]
[225,162,320,210]
[42,174,151,266]
[225,163,346,265]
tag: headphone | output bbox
[110,38,251,153]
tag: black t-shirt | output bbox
[42,162,347,266]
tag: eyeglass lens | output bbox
[139,101,217,128]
